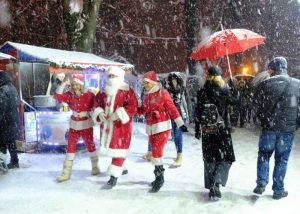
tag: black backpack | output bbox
[201,101,225,135]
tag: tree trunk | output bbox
[184,0,197,75]
[63,0,101,52]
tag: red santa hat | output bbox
[107,66,125,79]
[72,74,84,85]
[143,71,158,84]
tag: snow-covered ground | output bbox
[1,122,300,214]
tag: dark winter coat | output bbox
[254,74,300,132]
[195,80,238,163]
[0,72,21,142]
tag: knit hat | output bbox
[143,71,159,84]
[208,66,222,76]
[107,66,125,79]
[72,74,84,85]
[268,57,287,72]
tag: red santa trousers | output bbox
[149,130,171,162]
[67,127,96,153]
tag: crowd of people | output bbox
[1,56,299,200]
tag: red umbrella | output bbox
[190,29,265,78]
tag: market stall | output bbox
[0,41,132,149]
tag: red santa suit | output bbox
[138,71,184,166]
[54,79,95,154]
[93,68,138,178]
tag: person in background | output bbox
[137,71,188,193]
[253,57,300,200]
[167,72,192,167]
[0,71,21,169]
[195,66,238,199]
[93,67,138,189]
[54,75,99,182]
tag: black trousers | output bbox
[204,161,232,189]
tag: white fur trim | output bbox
[151,157,163,166]
[55,83,66,94]
[98,146,129,158]
[115,107,130,124]
[107,164,123,177]
[66,153,75,161]
[72,78,84,85]
[146,120,172,135]
[107,67,125,78]
[174,117,184,127]
[69,118,94,130]
[145,85,160,94]
[92,107,104,124]
[143,78,158,85]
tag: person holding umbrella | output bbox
[195,66,239,199]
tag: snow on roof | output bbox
[0,52,16,60]
[0,41,132,68]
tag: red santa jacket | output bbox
[138,85,184,135]
[93,83,138,158]
[54,90,95,130]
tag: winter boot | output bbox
[209,183,221,199]
[7,142,19,169]
[106,176,118,188]
[57,153,74,182]
[253,184,266,195]
[90,152,100,176]
[172,153,182,167]
[273,191,288,200]
[7,162,19,169]
[122,169,128,175]
[0,152,8,174]
[142,152,152,161]
[149,165,165,193]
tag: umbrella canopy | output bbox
[190,29,265,61]
[0,52,16,60]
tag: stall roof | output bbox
[0,41,131,70]
[0,52,16,60]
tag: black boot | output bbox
[209,183,222,199]
[107,176,118,188]
[7,162,19,169]
[7,142,19,169]
[149,165,165,193]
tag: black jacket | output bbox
[0,72,21,142]
[195,80,238,163]
[255,74,300,132]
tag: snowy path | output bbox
[1,123,300,214]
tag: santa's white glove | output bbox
[98,112,107,122]
[111,112,119,121]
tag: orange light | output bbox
[241,66,249,75]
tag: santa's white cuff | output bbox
[174,117,184,127]
[115,107,130,124]
[55,83,66,94]
[107,164,123,177]
[92,107,104,124]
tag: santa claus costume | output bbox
[93,67,138,188]
[138,71,187,193]
[54,75,99,182]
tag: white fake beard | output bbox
[73,90,82,97]
[105,78,123,96]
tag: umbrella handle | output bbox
[226,49,233,79]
